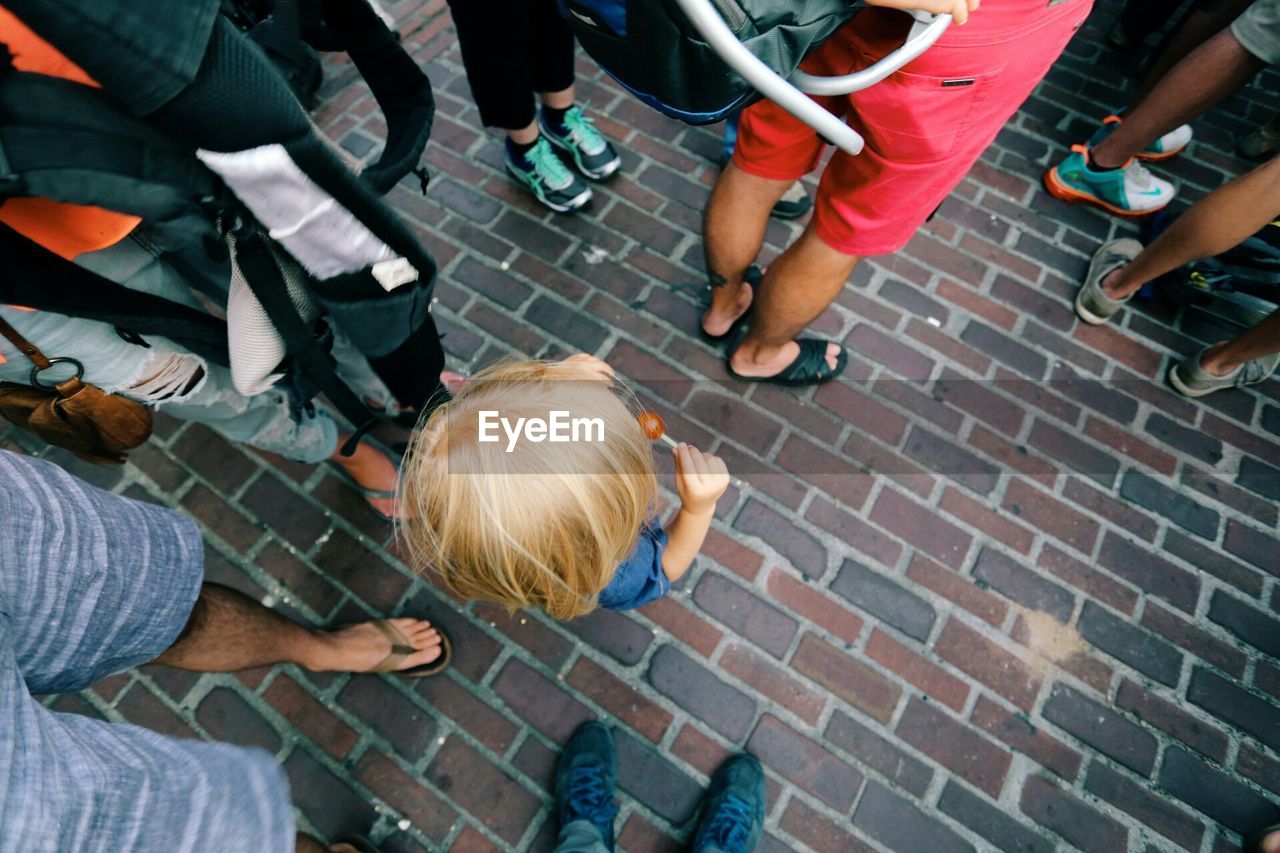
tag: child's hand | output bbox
[558,353,614,383]
[674,443,730,516]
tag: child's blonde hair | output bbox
[399,359,656,620]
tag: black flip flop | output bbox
[699,265,761,344]
[726,327,848,387]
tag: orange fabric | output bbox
[0,5,141,259]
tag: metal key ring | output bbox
[30,357,85,389]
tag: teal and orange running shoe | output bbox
[1044,144,1175,217]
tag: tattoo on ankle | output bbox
[708,271,729,289]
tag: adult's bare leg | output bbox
[1130,0,1254,105]
[702,162,792,336]
[1101,155,1280,300]
[1199,306,1280,375]
[1093,27,1264,169]
[153,583,443,673]
[727,226,857,377]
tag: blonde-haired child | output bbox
[399,354,729,620]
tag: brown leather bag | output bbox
[0,315,153,465]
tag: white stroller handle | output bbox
[670,0,951,155]
[791,11,952,95]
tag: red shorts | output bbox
[734,0,1092,256]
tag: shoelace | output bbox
[564,765,618,825]
[527,137,575,190]
[563,105,607,156]
[699,795,754,853]
[1122,159,1156,190]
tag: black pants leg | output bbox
[446,0,576,130]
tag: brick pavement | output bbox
[9,0,1280,850]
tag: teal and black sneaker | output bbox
[540,105,622,181]
[504,136,592,214]
[1044,144,1175,217]
[554,721,619,851]
[691,755,766,853]
[1089,114,1192,162]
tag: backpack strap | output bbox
[230,227,378,455]
[0,68,225,226]
[0,225,231,365]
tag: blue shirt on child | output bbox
[597,522,670,610]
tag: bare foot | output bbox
[1263,830,1280,853]
[1099,266,1127,298]
[1198,341,1238,377]
[310,618,443,673]
[729,338,840,378]
[332,437,403,519]
[702,282,754,338]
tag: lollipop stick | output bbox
[659,433,679,449]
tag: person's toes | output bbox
[826,343,841,372]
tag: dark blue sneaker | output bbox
[555,721,619,851]
[540,105,621,181]
[692,754,766,853]
[504,136,592,214]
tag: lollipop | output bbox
[637,411,678,448]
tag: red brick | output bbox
[970,695,1082,781]
[906,318,993,375]
[642,596,723,658]
[671,723,734,778]
[905,552,1008,627]
[1002,478,1099,554]
[936,278,1019,330]
[871,488,972,568]
[720,643,827,725]
[474,604,573,669]
[568,656,673,743]
[1115,679,1229,763]
[936,618,1042,710]
[353,749,457,842]
[1073,321,1164,377]
[806,496,904,568]
[700,528,765,581]
[1021,774,1128,853]
[1010,614,1115,695]
[617,813,682,853]
[793,633,902,723]
[263,674,358,759]
[866,629,969,712]
[1038,543,1139,615]
[840,432,937,499]
[780,798,875,852]
[448,826,503,853]
[776,433,876,509]
[1139,601,1247,678]
[747,714,863,811]
[766,570,864,644]
[939,486,1035,554]
[814,380,909,446]
[968,423,1059,488]
[1083,416,1177,477]
[897,697,1012,797]
[493,659,593,743]
[425,736,541,844]
[416,676,519,754]
[1061,476,1159,543]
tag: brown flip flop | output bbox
[366,619,452,678]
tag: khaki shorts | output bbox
[1233,0,1280,65]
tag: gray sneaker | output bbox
[1168,346,1280,397]
[1076,238,1143,325]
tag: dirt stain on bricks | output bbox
[1018,609,1086,674]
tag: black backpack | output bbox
[559,0,950,155]
[560,0,855,123]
